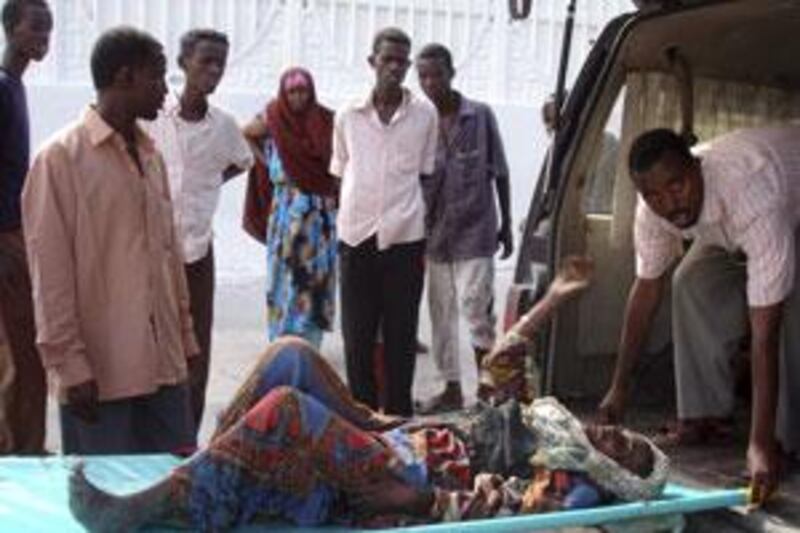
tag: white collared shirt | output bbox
[635,126,800,306]
[330,89,438,250]
[143,93,254,263]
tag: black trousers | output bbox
[60,383,194,455]
[339,237,425,416]
[185,246,215,436]
[0,229,47,454]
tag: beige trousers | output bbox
[672,232,800,453]
[427,257,496,383]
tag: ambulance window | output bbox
[581,88,624,215]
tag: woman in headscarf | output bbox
[242,67,338,348]
[68,257,669,532]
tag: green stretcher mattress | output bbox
[0,454,748,532]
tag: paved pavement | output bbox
[200,264,515,442]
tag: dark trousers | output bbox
[0,230,47,454]
[185,246,215,436]
[339,237,425,416]
[60,383,194,454]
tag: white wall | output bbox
[16,1,633,103]
[21,0,632,282]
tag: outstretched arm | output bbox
[480,256,593,403]
[510,256,593,340]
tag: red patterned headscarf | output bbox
[265,67,337,197]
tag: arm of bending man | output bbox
[598,275,667,423]
[739,208,795,505]
[747,303,781,505]
[599,201,678,422]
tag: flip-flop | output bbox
[415,391,464,415]
[654,421,706,448]
[701,417,736,443]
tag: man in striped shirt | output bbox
[597,127,800,503]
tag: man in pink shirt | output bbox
[22,27,198,454]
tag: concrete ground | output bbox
[201,263,514,442]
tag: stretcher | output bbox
[0,454,748,532]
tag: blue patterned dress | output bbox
[178,341,472,529]
[265,140,337,347]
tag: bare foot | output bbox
[68,463,148,532]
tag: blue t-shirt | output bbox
[0,68,30,231]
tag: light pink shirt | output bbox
[143,94,254,263]
[22,108,198,402]
[635,126,800,306]
[330,89,438,250]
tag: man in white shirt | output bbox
[145,29,253,435]
[330,27,438,416]
[597,127,800,504]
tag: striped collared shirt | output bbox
[635,125,800,306]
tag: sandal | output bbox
[415,388,464,415]
[702,417,736,443]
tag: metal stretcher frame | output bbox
[0,454,748,532]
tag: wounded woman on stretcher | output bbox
[69,256,669,532]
